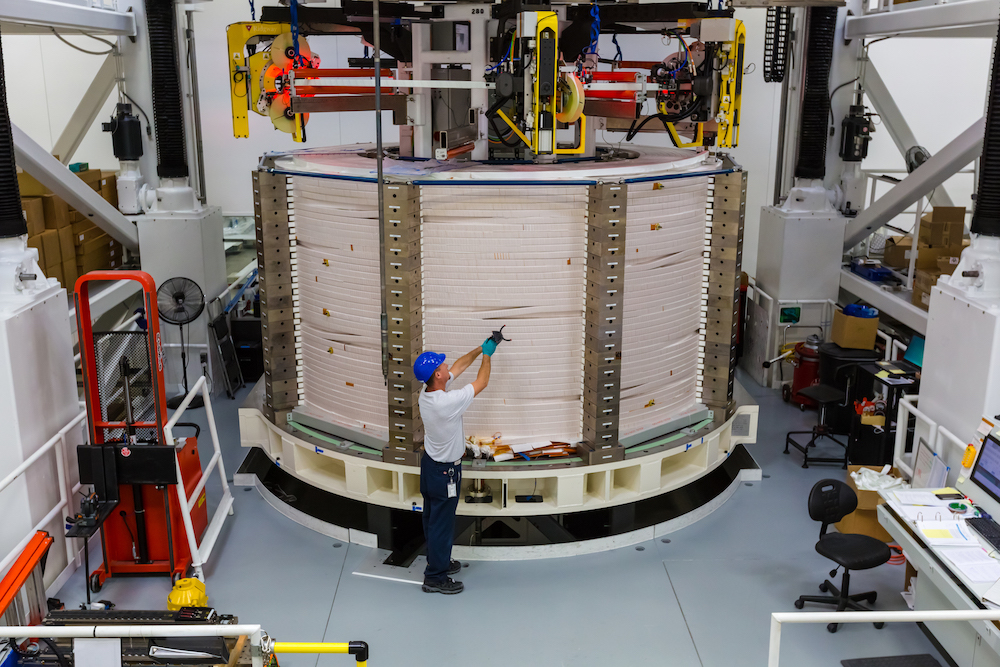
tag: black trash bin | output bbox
[818,343,881,435]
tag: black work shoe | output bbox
[422,578,464,594]
[448,559,463,575]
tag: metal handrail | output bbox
[163,375,234,580]
[769,609,1000,666]
[0,407,87,578]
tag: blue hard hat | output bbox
[413,351,446,383]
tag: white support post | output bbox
[52,53,118,166]
[12,124,138,250]
[845,0,1000,39]
[0,0,136,35]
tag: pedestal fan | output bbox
[157,277,206,409]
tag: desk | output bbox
[878,492,1000,666]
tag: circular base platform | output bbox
[235,402,759,560]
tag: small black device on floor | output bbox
[965,517,1000,551]
[515,495,543,503]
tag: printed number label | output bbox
[471,8,485,14]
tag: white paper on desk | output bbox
[944,548,1000,583]
[894,490,948,506]
[984,579,1000,606]
[917,520,976,546]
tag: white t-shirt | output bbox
[419,372,475,463]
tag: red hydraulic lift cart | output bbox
[73,271,208,593]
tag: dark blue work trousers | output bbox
[420,454,461,583]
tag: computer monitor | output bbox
[971,433,1000,506]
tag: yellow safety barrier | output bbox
[272,641,369,666]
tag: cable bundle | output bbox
[794,7,838,180]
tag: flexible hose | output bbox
[793,7,837,180]
[0,28,26,238]
[145,0,189,179]
[971,20,1000,237]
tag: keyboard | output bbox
[966,517,1000,551]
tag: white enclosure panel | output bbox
[294,177,388,438]
[620,178,710,438]
[420,185,588,445]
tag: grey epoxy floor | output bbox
[55,371,948,667]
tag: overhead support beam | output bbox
[0,0,136,36]
[52,54,117,166]
[843,117,984,250]
[864,63,954,208]
[13,124,139,251]
[844,0,1000,39]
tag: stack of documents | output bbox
[942,547,1000,583]
[915,520,975,546]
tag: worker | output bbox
[413,333,502,594]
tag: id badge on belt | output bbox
[447,467,457,498]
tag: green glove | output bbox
[482,338,497,357]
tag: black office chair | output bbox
[795,479,892,633]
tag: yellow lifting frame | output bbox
[665,121,703,149]
[554,113,587,155]
[716,19,746,149]
[531,11,559,155]
[495,109,587,155]
[227,21,291,139]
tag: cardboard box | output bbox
[17,169,49,197]
[76,168,103,191]
[831,309,879,350]
[882,237,940,270]
[100,172,118,207]
[77,249,111,273]
[912,287,932,311]
[57,226,74,261]
[42,194,70,229]
[20,197,45,237]
[69,210,86,224]
[26,235,44,268]
[62,259,78,290]
[913,268,941,294]
[38,229,61,268]
[834,465,901,543]
[919,206,966,247]
[76,233,114,257]
[937,255,961,275]
[72,220,103,246]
